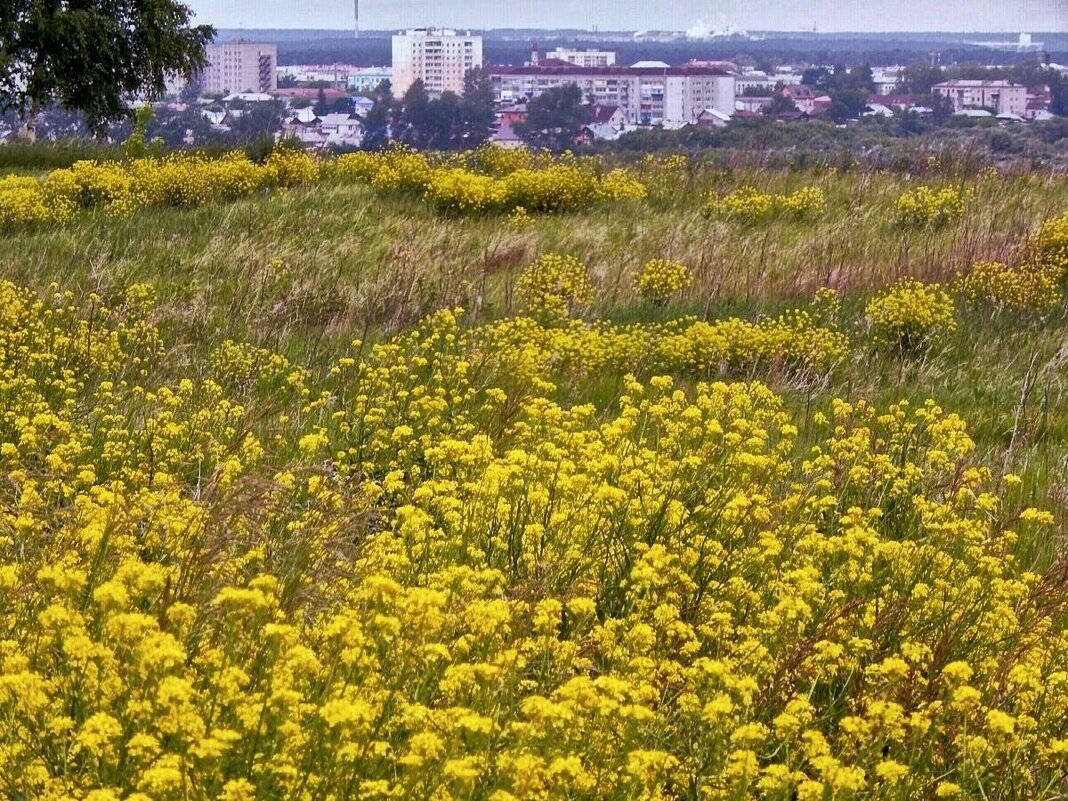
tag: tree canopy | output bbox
[516,84,585,153]
[0,0,214,132]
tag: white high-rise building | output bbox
[198,42,278,95]
[391,28,483,99]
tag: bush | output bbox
[515,254,593,321]
[865,278,957,351]
[634,259,694,305]
[705,185,826,225]
[893,185,970,229]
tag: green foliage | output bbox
[516,84,587,153]
[0,0,214,132]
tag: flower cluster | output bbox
[953,213,1068,315]
[634,259,694,305]
[329,147,646,215]
[865,278,957,351]
[470,309,847,385]
[514,253,594,320]
[954,260,1062,314]
[1,279,1066,800]
[893,185,970,229]
[0,151,320,226]
[705,185,827,225]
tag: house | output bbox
[274,87,350,103]
[201,109,227,126]
[318,113,363,147]
[490,120,524,149]
[696,108,732,128]
[736,96,772,114]
[589,104,626,127]
[288,107,318,125]
[863,103,895,118]
[811,95,833,115]
[223,92,275,104]
[879,94,919,111]
[497,104,528,126]
[352,97,375,116]
[582,122,624,141]
[781,84,817,114]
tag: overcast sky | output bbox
[184,0,1067,33]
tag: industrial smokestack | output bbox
[354,0,359,39]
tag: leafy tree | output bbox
[0,0,213,135]
[460,67,495,147]
[314,88,329,117]
[516,84,585,152]
[394,80,432,148]
[762,93,799,118]
[360,81,394,151]
[802,67,832,91]
[229,99,286,143]
[1048,72,1068,117]
[929,92,955,124]
[848,65,875,93]
[901,61,945,95]
[825,90,868,123]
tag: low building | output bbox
[347,67,393,93]
[932,80,1027,116]
[781,84,817,114]
[735,96,771,114]
[696,108,731,128]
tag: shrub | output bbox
[705,185,826,225]
[893,185,969,229]
[634,259,694,305]
[515,254,593,321]
[955,260,1062,315]
[865,278,957,351]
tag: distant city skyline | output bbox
[184,0,1067,34]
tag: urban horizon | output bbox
[183,0,1068,36]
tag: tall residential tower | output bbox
[391,28,483,99]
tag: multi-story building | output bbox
[733,70,802,94]
[347,67,393,93]
[545,48,617,67]
[198,42,278,95]
[489,63,735,127]
[391,28,483,99]
[932,80,1027,116]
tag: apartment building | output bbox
[198,42,278,95]
[347,67,393,93]
[932,80,1027,116]
[391,28,483,98]
[545,48,617,67]
[489,64,735,127]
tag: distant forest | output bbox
[215,29,1068,69]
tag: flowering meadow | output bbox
[0,146,645,227]
[2,144,1068,799]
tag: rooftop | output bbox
[488,63,731,77]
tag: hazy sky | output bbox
[184,0,1067,33]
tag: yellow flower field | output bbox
[2,251,1068,800]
